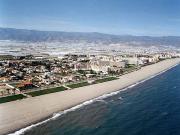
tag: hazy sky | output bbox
[0,0,180,36]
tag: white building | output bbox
[121,57,139,65]
[90,60,110,74]
[90,59,126,74]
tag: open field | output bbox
[94,77,118,83]
[0,94,26,104]
[26,86,67,97]
[66,82,89,89]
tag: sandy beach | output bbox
[0,58,180,135]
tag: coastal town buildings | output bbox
[0,52,179,97]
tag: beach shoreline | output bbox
[1,58,180,135]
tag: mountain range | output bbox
[0,27,180,47]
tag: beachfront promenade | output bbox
[0,58,180,135]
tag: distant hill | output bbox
[0,27,180,47]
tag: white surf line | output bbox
[8,63,179,135]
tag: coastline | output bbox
[1,58,180,135]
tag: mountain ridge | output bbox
[0,27,180,47]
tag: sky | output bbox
[0,0,180,36]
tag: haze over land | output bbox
[0,28,180,56]
[0,27,180,56]
[1,28,180,47]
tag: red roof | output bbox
[23,82,33,85]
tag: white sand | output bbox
[0,58,180,135]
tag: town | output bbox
[0,52,179,103]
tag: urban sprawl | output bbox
[0,52,179,102]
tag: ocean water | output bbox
[17,65,180,135]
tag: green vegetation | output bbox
[66,82,89,89]
[0,94,26,104]
[77,70,97,75]
[126,64,136,68]
[0,55,14,60]
[95,77,118,84]
[27,86,67,97]
[123,65,138,73]
[77,70,86,74]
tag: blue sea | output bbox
[15,65,180,135]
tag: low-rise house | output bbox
[61,76,75,83]
[42,79,51,85]
[96,54,115,61]
[138,57,149,65]
[158,53,172,59]
[77,55,89,61]
[0,83,15,96]
[17,82,34,90]
[148,56,159,63]
[0,77,9,82]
